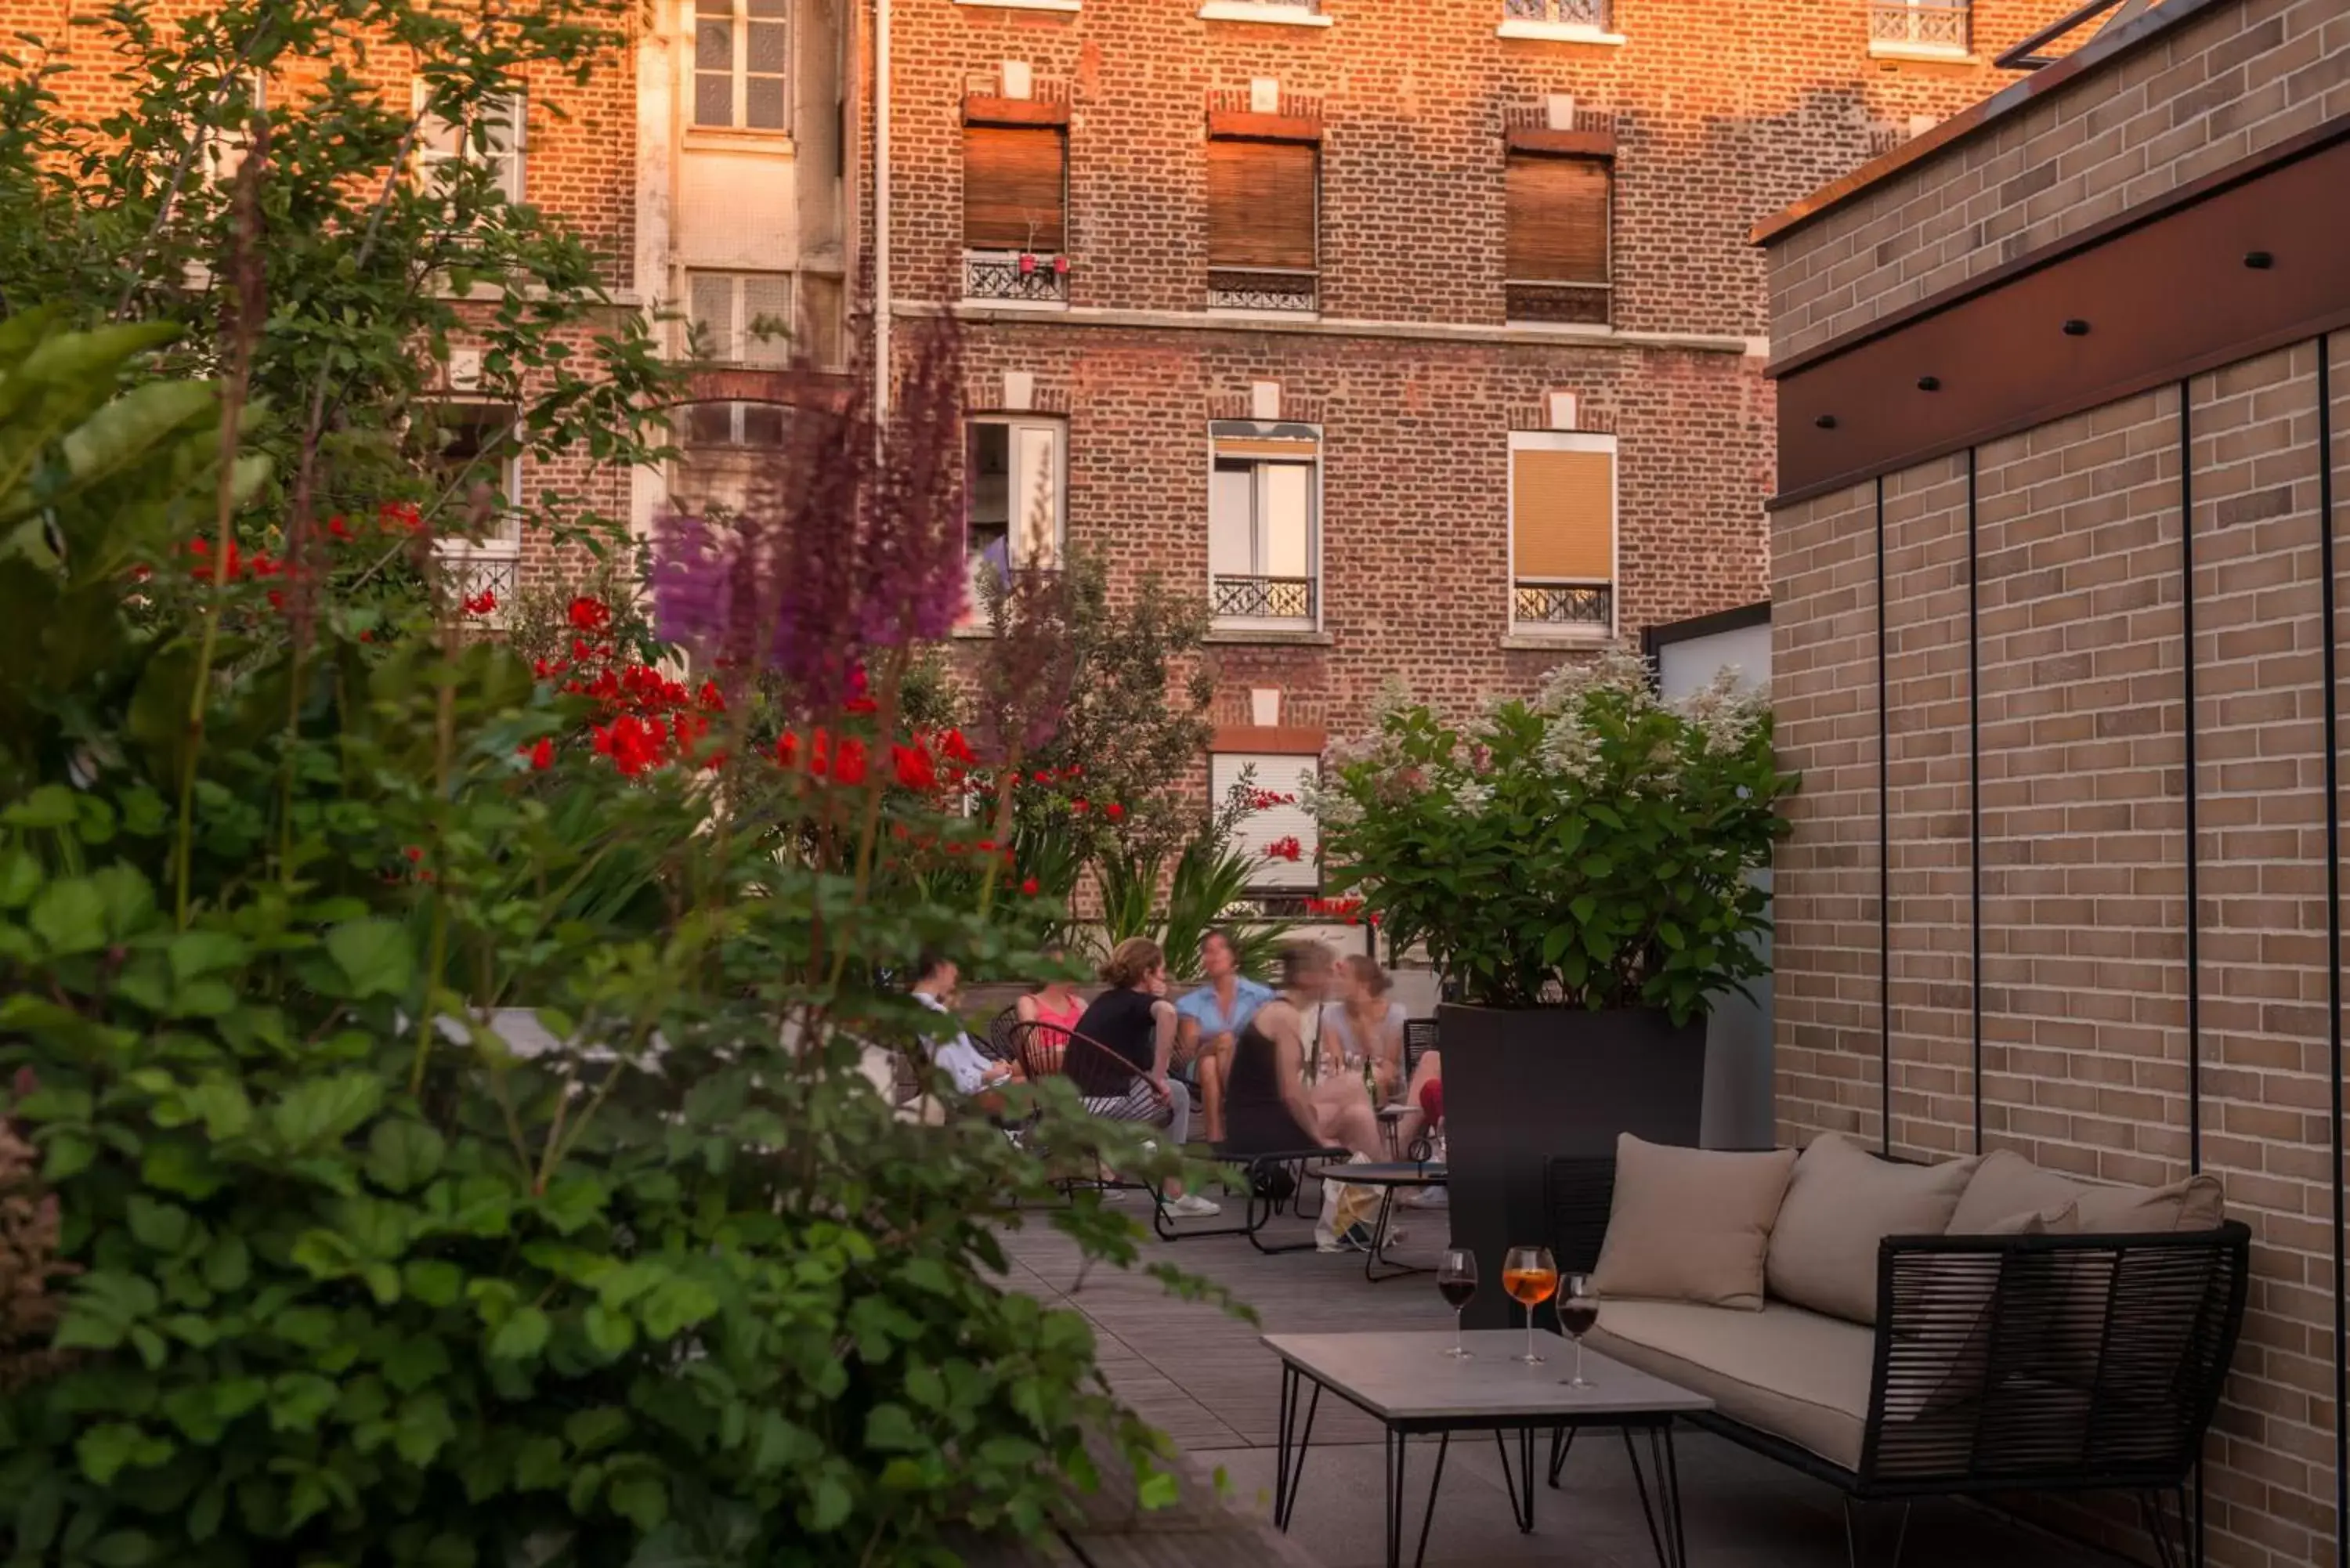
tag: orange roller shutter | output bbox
[963,125,1066,252]
[1506,154,1610,284]
[1512,448,1614,581]
[1206,140,1318,272]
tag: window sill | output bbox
[1502,628,1612,651]
[1205,305,1324,323]
[1205,627,1334,647]
[682,128,797,155]
[1866,41,1975,62]
[958,295,1070,313]
[950,623,997,640]
[957,0,1081,8]
[1495,19,1627,44]
[1198,2,1333,25]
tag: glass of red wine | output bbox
[1557,1273,1598,1389]
[1437,1248,1477,1359]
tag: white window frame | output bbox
[1506,428,1618,640]
[198,71,268,184]
[960,414,1067,631]
[1206,421,1322,634]
[685,270,797,367]
[1211,753,1321,892]
[413,81,526,207]
[424,403,526,557]
[681,400,791,449]
[687,0,793,135]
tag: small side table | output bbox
[1308,1160,1445,1282]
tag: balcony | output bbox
[1869,0,1971,57]
[963,249,1069,306]
[1499,0,1622,42]
[1213,574,1317,623]
[1512,580,1612,631]
[1207,267,1318,314]
[1197,0,1330,23]
[1505,280,1611,327]
[437,547,519,625]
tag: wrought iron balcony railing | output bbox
[963,249,1069,305]
[1513,580,1612,630]
[1505,280,1611,327]
[1212,574,1317,622]
[1870,0,1971,52]
[437,548,519,624]
[1504,0,1611,24]
[1208,267,1318,314]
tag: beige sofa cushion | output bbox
[1766,1133,1982,1326]
[1585,1299,1876,1471]
[1591,1136,1799,1310]
[1947,1149,2225,1234]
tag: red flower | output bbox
[1064,765,1083,779]
[833,737,868,786]
[1032,771,1052,785]
[462,590,497,616]
[328,516,352,541]
[696,679,725,711]
[891,742,936,789]
[939,729,977,765]
[402,846,425,863]
[1021,877,1041,897]
[1104,803,1126,822]
[1266,835,1303,862]
[377,502,423,534]
[1070,798,1089,815]
[525,738,554,771]
[568,595,612,632]
[775,732,800,768]
[977,839,997,853]
[945,841,967,855]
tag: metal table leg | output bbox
[1364,1183,1434,1282]
[1274,1365,1321,1531]
[1622,1421,1690,1568]
[1412,1433,1450,1568]
[1492,1427,1536,1532]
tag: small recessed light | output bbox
[2243,250,2274,269]
[1815,414,1838,429]
[1917,375,1941,392]
[2062,319,2090,337]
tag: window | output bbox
[1505,152,1611,326]
[694,0,790,131]
[1208,423,1317,628]
[1206,139,1318,312]
[687,271,794,366]
[199,72,268,184]
[962,125,1068,302]
[415,85,526,207]
[964,417,1065,627]
[1508,431,1614,636]
[424,406,524,550]
[1212,753,1318,892]
[1869,0,1971,57]
[684,402,790,449]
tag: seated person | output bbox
[1068,938,1220,1218]
[1318,955,1408,1101]
[908,952,1014,1098]
[1221,941,1383,1165]
[1014,952,1086,1060]
[1174,927,1274,1144]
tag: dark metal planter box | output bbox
[1441,1003,1705,1328]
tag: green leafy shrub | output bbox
[1314,651,1796,1017]
[0,322,1227,1568]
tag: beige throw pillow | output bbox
[1948,1149,2228,1234]
[1766,1133,1983,1325]
[1591,1135,1799,1311]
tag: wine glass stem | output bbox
[1455,1310,1463,1357]
[1525,1309,1534,1363]
[1574,1338,1585,1384]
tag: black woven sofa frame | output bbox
[1543,1154,2251,1568]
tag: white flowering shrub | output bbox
[1314,651,1795,1017]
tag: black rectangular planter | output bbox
[1441,1003,1705,1329]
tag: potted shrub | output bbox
[1315,651,1794,1322]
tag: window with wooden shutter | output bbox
[1509,433,1615,634]
[1206,139,1318,310]
[963,126,1067,254]
[1505,152,1612,324]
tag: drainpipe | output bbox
[872,0,891,429]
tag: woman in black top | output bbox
[1068,938,1220,1219]
[1223,941,1382,1161]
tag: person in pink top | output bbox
[1016,952,1086,1042]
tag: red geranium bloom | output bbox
[697,679,725,711]
[1070,798,1089,815]
[891,742,935,789]
[519,738,555,771]
[568,595,612,632]
[402,846,424,863]
[775,732,800,767]
[378,502,423,534]
[833,737,869,785]
[1104,803,1126,822]
[1021,877,1041,897]
[328,516,353,541]
[1265,835,1303,862]
[462,590,497,616]
[938,729,977,765]
[977,839,997,853]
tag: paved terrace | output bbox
[987,1203,2116,1568]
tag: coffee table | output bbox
[1305,1160,1445,1281]
[1263,1329,1712,1568]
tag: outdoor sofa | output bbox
[1546,1133,2249,1566]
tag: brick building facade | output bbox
[859,0,2069,871]
[1760,0,2350,1560]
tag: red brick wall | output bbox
[868,0,2069,739]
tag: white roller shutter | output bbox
[1212,753,1319,891]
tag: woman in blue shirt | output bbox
[1175,927,1274,1144]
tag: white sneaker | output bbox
[1164,1193,1222,1219]
[1405,1186,1448,1209]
